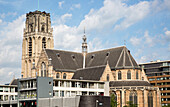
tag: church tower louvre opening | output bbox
[21,10,54,78]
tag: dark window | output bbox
[106,52,110,56]
[29,37,32,56]
[56,73,60,78]
[136,71,138,79]
[41,25,45,32]
[42,37,46,48]
[148,92,153,107]
[41,62,46,77]
[127,70,131,79]
[30,24,33,32]
[63,73,66,79]
[107,74,109,81]
[118,71,121,80]
[129,91,138,105]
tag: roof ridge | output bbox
[76,65,106,70]
[45,49,82,54]
[87,46,126,54]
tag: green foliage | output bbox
[162,104,170,107]
[123,101,138,107]
[110,94,118,107]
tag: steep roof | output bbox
[109,80,151,87]
[10,79,18,85]
[44,46,139,71]
[45,49,83,71]
[72,65,106,81]
[86,46,139,70]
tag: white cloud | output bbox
[0,19,2,24]
[165,30,170,41]
[0,67,20,84]
[151,0,170,13]
[144,31,154,47]
[70,4,81,10]
[60,13,72,23]
[74,4,81,9]
[130,37,141,46]
[58,1,64,8]
[0,14,25,84]
[78,0,150,32]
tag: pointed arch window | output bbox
[148,92,153,107]
[63,73,66,79]
[127,70,131,79]
[118,71,121,80]
[56,73,60,78]
[41,62,46,77]
[42,37,46,49]
[107,74,109,81]
[41,25,45,32]
[28,37,32,56]
[136,71,138,79]
[129,91,138,105]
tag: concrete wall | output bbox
[37,77,53,98]
[38,96,80,107]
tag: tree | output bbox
[123,101,138,107]
[110,94,118,107]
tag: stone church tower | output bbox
[21,11,54,78]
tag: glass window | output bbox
[136,71,138,79]
[148,92,153,107]
[63,73,66,79]
[42,37,46,48]
[56,73,60,78]
[41,62,46,77]
[107,74,109,81]
[118,71,121,80]
[127,70,131,79]
[0,87,3,92]
[129,91,138,105]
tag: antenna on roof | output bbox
[124,40,126,46]
[38,0,39,11]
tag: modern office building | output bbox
[17,77,109,107]
[140,60,170,106]
[0,84,18,107]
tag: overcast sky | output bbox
[0,0,169,84]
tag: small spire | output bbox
[124,40,126,46]
[82,27,88,54]
[84,27,85,35]
[82,27,87,43]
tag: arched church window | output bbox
[42,37,46,49]
[28,37,32,56]
[41,25,45,32]
[127,70,131,79]
[118,71,121,80]
[63,73,66,79]
[30,24,33,32]
[129,91,138,105]
[41,62,46,77]
[56,73,60,78]
[107,74,109,81]
[148,91,153,107]
[136,71,138,79]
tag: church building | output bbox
[21,10,161,107]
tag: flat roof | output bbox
[139,60,170,65]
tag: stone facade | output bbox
[21,11,54,78]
